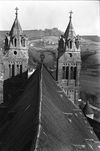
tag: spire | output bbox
[69,10,73,21]
[9,7,23,37]
[64,11,76,41]
[15,7,18,18]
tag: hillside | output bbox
[0,28,100,42]
[0,28,100,62]
[0,28,100,72]
[0,28,100,108]
[0,28,63,41]
[81,35,100,42]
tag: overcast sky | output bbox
[0,1,100,36]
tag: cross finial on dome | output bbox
[15,7,19,18]
[69,10,73,20]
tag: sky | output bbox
[0,1,100,36]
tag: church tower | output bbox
[57,11,81,104]
[3,8,29,80]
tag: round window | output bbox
[69,53,72,57]
[14,51,17,55]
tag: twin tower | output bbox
[3,9,81,104]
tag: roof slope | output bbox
[0,65,100,151]
[9,13,23,37]
[3,71,28,104]
[0,67,41,151]
[64,13,76,41]
[35,65,100,151]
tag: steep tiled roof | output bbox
[0,65,99,151]
[64,12,76,41]
[9,10,23,38]
[0,67,41,151]
[35,65,99,151]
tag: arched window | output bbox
[20,64,22,74]
[68,40,70,48]
[14,38,17,47]
[12,64,15,77]
[5,37,8,47]
[12,39,13,45]
[71,66,74,79]
[5,33,10,49]
[9,64,11,77]
[62,66,69,80]
[58,36,64,50]
[75,38,79,49]
[70,40,72,49]
[66,66,69,79]
[17,64,20,74]
[62,66,66,79]
[74,67,77,80]
[21,37,25,47]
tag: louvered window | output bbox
[12,64,15,77]
[14,38,17,47]
[17,64,20,74]
[70,40,72,49]
[62,66,69,79]
[74,67,77,80]
[71,66,74,79]
[62,66,66,79]
[9,64,11,77]
[20,64,22,74]
[66,66,69,79]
